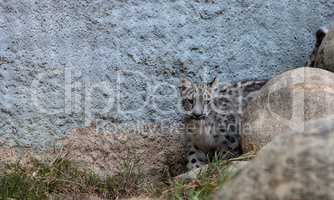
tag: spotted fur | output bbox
[180,78,267,170]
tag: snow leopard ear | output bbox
[180,78,193,94]
[208,77,219,88]
[316,27,328,47]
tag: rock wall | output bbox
[0,0,333,148]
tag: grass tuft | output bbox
[162,153,254,200]
[0,151,254,200]
[0,152,145,200]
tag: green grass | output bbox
[0,153,145,200]
[167,161,231,199]
[0,151,253,200]
[163,153,253,200]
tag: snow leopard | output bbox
[180,78,267,169]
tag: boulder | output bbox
[217,119,334,200]
[241,67,334,153]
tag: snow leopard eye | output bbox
[185,99,194,105]
[182,98,194,110]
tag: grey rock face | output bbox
[0,0,333,148]
[217,120,334,200]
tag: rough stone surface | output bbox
[241,67,334,153]
[0,0,334,148]
[217,121,334,200]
